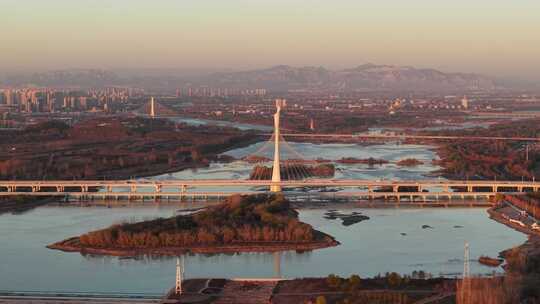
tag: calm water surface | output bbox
[169,117,273,131]
[0,206,526,294]
[0,142,528,294]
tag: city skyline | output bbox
[1,0,540,82]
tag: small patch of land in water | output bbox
[478,255,504,267]
[249,163,335,180]
[48,194,339,256]
[323,210,369,226]
[336,157,388,165]
[396,158,424,167]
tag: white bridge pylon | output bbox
[271,99,286,192]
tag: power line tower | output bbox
[459,242,471,304]
[175,257,184,295]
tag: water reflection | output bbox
[0,205,527,294]
[0,141,527,294]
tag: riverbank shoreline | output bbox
[47,194,341,257]
[47,237,340,257]
[0,196,57,215]
[39,197,493,209]
[487,206,540,237]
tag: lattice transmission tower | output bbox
[459,242,471,304]
[175,257,184,295]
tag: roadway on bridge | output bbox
[280,133,540,142]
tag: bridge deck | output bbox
[0,179,536,201]
[0,179,539,187]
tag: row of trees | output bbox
[78,194,324,249]
[326,274,410,304]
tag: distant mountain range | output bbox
[199,64,498,91]
[1,64,513,91]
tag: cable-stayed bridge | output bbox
[1,98,539,202]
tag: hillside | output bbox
[201,64,498,91]
[3,64,502,91]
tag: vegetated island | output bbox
[249,163,335,180]
[48,194,339,256]
[396,158,424,167]
[336,157,388,165]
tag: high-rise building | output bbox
[461,96,469,109]
[5,89,13,106]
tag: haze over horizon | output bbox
[1,0,540,81]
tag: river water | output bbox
[0,141,528,295]
[153,142,439,182]
[169,117,273,132]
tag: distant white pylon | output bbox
[150,97,156,118]
[175,257,184,295]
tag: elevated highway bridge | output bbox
[3,100,538,202]
[280,133,540,142]
[0,179,537,202]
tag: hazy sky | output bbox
[1,0,539,80]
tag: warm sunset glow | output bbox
[1,0,539,79]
